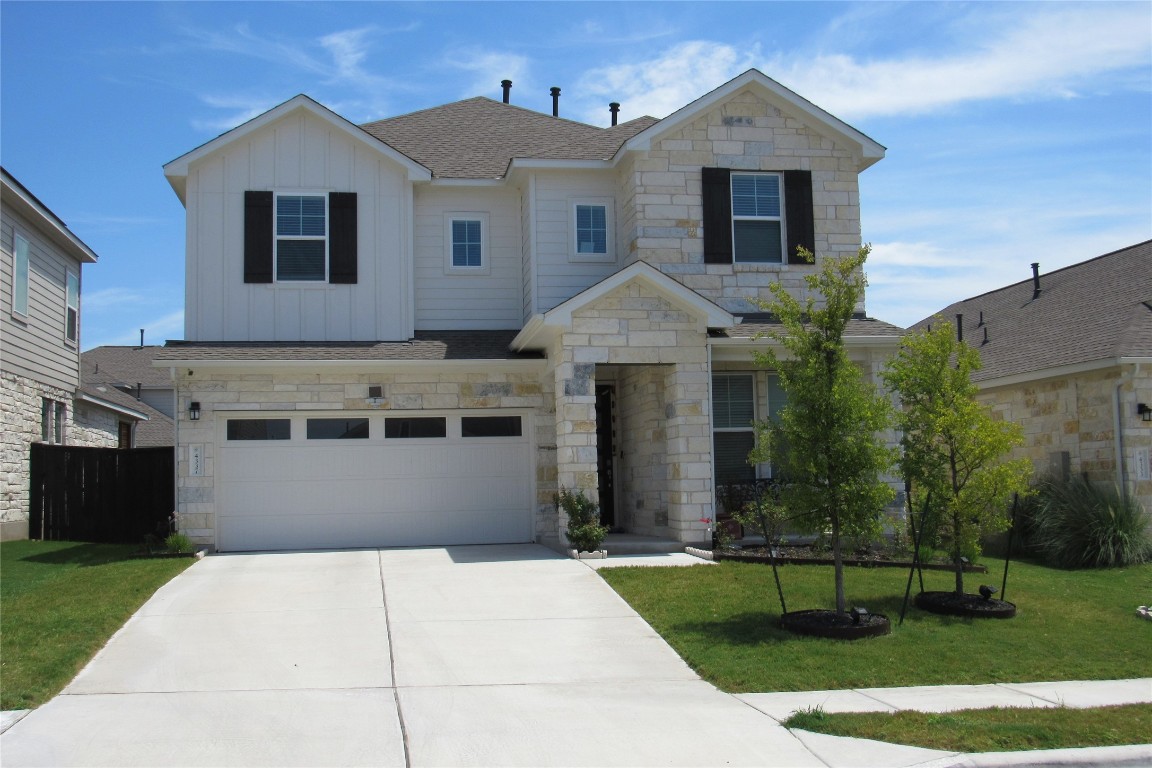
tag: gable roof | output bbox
[915,240,1152,384]
[1,167,99,264]
[77,383,174,447]
[163,95,432,201]
[83,345,174,388]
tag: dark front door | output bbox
[595,384,617,529]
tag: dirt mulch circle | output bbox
[915,590,1017,619]
[780,609,891,640]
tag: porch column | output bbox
[553,349,599,540]
[663,361,714,542]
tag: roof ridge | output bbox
[361,95,604,132]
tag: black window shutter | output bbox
[243,191,273,283]
[784,171,815,264]
[328,192,358,284]
[701,167,732,264]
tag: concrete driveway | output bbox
[0,545,940,767]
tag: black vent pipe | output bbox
[501,80,512,104]
[609,102,620,126]
[1031,262,1041,299]
[550,86,561,117]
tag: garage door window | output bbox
[461,416,522,437]
[307,418,369,439]
[227,419,291,440]
[385,417,447,439]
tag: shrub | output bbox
[164,532,194,554]
[1030,477,1152,568]
[558,487,609,552]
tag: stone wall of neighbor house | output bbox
[552,278,713,543]
[979,366,1152,512]
[617,87,864,315]
[172,368,554,547]
[71,402,122,449]
[0,373,117,538]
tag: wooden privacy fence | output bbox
[29,443,175,543]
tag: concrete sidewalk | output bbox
[0,545,1148,767]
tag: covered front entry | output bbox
[214,410,533,552]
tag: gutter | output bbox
[74,392,150,421]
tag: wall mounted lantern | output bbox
[189,401,201,421]
[1138,403,1152,423]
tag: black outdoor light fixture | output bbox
[979,584,998,601]
[1138,403,1152,422]
[189,401,201,421]
[850,607,870,625]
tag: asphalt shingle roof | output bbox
[79,383,174,447]
[913,240,1152,382]
[720,314,905,340]
[359,97,656,179]
[82,346,173,388]
[157,331,543,362]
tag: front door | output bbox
[595,385,617,529]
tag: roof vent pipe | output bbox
[609,102,620,126]
[550,86,561,117]
[1031,262,1041,299]
[956,314,964,343]
[501,79,512,104]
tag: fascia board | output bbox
[428,178,508,187]
[75,393,150,421]
[151,358,546,375]
[163,95,432,202]
[617,69,886,170]
[709,334,901,361]
[506,159,613,176]
[1,172,99,264]
[975,358,1130,391]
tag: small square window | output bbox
[570,199,614,262]
[451,218,483,268]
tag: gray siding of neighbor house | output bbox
[1,205,82,392]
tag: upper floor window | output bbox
[12,233,29,316]
[445,213,489,274]
[702,167,814,267]
[731,173,783,263]
[65,271,79,344]
[244,191,358,285]
[570,199,614,262]
[276,195,327,281]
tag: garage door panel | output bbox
[216,414,533,551]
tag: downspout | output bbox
[171,367,180,528]
[1113,363,1132,499]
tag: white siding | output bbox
[0,206,82,391]
[183,110,412,342]
[413,186,523,330]
[531,171,621,313]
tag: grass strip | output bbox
[782,703,1152,752]
[1,540,195,710]
[598,559,1151,692]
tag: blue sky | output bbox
[2,1,1149,350]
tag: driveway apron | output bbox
[0,544,924,767]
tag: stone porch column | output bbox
[663,361,714,542]
[552,344,599,542]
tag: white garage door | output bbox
[215,411,534,552]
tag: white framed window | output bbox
[712,373,757,484]
[731,173,785,264]
[445,213,489,274]
[275,193,328,281]
[42,398,66,444]
[12,233,29,316]
[570,199,614,262]
[65,270,79,344]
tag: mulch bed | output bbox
[780,609,891,639]
[714,545,988,573]
[915,590,1017,619]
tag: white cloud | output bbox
[84,310,185,351]
[442,48,531,101]
[191,93,282,134]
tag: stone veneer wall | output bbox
[617,87,864,315]
[72,402,122,449]
[1,373,118,538]
[978,366,1152,512]
[172,368,555,548]
[552,279,713,543]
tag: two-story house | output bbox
[1,167,149,540]
[157,69,903,553]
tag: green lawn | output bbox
[783,703,1152,753]
[598,558,1152,693]
[1,540,195,710]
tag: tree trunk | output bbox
[832,512,846,613]
[949,447,964,595]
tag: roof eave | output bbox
[1,169,99,264]
[75,392,150,421]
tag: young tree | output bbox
[750,246,897,614]
[881,320,1032,594]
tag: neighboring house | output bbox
[157,69,903,553]
[81,345,175,446]
[918,241,1152,513]
[1,167,148,540]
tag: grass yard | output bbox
[783,703,1152,753]
[0,540,195,710]
[598,558,1152,693]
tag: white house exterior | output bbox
[1,168,148,540]
[158,70,903,553]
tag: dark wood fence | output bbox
[29,444,174,543]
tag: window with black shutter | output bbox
[243,191,358,284]
[702,168,814,265]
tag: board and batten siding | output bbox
[1,206,81,391]
[183,110,412,342]
[531,171,621,314]
[413,186,523,330]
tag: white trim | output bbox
[153,358,547,374]
[75,393,151,421]
[162,95,432,202]
[569,198,615,263]
[974,357,1149,391]
[443,212,491,275]
[731,172,786,265]
[64,269,79,346]
[273,191,330,284]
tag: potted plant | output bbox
[559,487,609,559]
